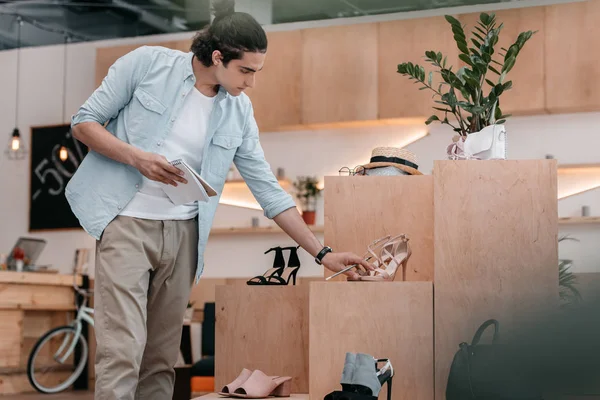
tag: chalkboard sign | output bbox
[29,124,89,231]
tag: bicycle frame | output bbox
[55,293,94,365]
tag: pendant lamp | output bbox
[5,16,27,160]
[58,35,70,163]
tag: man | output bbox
[66,1,373,399]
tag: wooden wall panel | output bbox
[95,41,180,87]
[245,30,303,132]
[324,176,433,281]
[215,285,309,394]
[0,311,23,368]
[459,7,546,115]
[302,24,378,124]
[433,160,558,398]
[545,0,600,113]
[378,16,460,119]
[309,282,434,400]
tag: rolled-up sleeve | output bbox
[71,46,153,128]
[234,101,297,219]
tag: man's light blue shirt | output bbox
[66,45,296,282]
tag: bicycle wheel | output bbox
[27,325,89,394]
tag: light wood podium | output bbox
[209,160,558,400]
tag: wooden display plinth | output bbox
[0,271,79,395]
[309,282,433,400]
[324,176,433,282]
[215,285,310,394]
[433,160,559,398]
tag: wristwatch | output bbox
[315,246,333,265]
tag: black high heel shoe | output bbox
[246,247,285,285]
[266,245,301,285]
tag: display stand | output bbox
[214,285,310,394]
[194,160,558,400]
[323,176,434,282]
[433,160,558,398]
[309,281,433,400]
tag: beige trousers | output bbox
[94,215,198,400]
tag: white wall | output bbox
[1,15,599,281]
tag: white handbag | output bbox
[463,124,507,160]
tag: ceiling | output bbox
[0,0,565,50]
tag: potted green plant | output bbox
[293,176,322,225]
[558,236,582,308]
[396,12,536,160]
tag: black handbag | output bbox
[446,319,543,400]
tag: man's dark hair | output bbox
[190,0,268,67]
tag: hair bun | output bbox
[212,0,235,21]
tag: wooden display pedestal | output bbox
[211,160,558,400]
[215,285,310,394]
[309,281,433,400]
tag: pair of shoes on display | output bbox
[219,368,292,399]
[351,234,411,282]
[325,353,394,400]
[246,246,301,286]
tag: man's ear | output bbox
[212,50,223,66]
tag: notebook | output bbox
[161,159,218,205]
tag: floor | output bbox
[4,392,207,399]
[4,393,94,400]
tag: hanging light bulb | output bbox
[59,145,68,162]
[11,133,20,151]
[6,17,27,161]
[5,128,27,160]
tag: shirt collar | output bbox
[185,51,229,102]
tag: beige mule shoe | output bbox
[230,369,292,398]
[219,368,253,396]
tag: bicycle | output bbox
[27,271,94,393]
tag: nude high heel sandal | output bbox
[360,235,411,282]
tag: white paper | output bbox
[161,159,218,205]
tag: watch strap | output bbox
[315,246,332,265]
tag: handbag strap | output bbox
[471,319,500,346]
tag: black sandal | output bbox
[246,247,285,285]
[266,246,301,285]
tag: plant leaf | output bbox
[425,115,440,125]
[459,54,473,66]
[489,65,501,75]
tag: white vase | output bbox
[447,124,507,160]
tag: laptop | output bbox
[6,237,47,270]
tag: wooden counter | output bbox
[0,271,81,395]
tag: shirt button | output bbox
[146,102,150,106]
[157,142,162,146]
[171,118,175,122]
[135,184,139,188]
[117,205,122,210]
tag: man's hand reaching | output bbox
[320,252,374,281]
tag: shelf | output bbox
[219,179,293,210]
[557,164,600,199]
[211,225,324,235]
[559,216,600,225]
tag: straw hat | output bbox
[361,147,422,176]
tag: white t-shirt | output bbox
[120,88,215,220]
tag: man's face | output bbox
[213,51,266,96]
